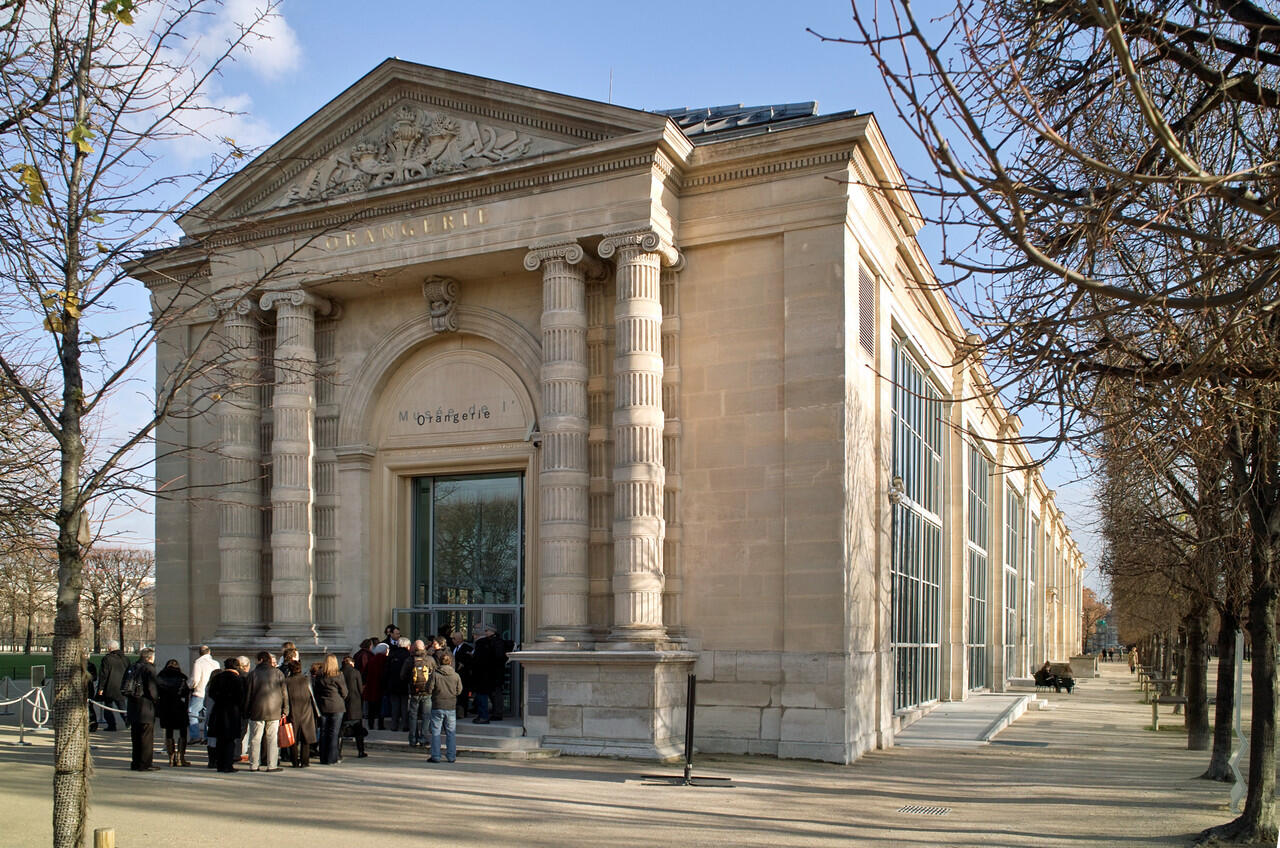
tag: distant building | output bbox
[135,61,1087,762]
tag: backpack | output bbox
[120,663,143,699]
[410,661,431,695]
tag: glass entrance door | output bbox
[398,473,523,718]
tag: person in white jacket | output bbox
[187,645,220,744]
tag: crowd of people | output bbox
[88,624,512,773]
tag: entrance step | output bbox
[361,720,560,760]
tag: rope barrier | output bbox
[0,684,51,737]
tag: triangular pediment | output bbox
[184,60,670,232]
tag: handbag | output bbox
[278,714,297,748]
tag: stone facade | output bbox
[135,61,1087,763]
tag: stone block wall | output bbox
[693,649,854,762]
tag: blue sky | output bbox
[108,0,1104,592]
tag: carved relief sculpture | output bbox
[282,104,535,206]
[422,275,459,333]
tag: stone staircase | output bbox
[361,718,559,760]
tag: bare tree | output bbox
[836,2,1280,840]
[1080,587,1108,654]
[0,539,56,653]
[84,547,152,652]
[0,2,301,844]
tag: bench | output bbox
[1034,663,1075,694]
[1151,694,1187,731]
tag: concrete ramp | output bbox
[894,693,1031,748]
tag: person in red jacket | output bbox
[361,642,388,730]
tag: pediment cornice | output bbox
[182,60,670,236]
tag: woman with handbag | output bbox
[312,653,348,765]
[156,659,192,766]
[282,660,317,767]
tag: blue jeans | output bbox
[319,712,343,764]
[408,694,430,745]
[430,708,456,761]
[475,692,490,722]
[188,694,205,741]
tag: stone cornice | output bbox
[684,146,855,192]
[523,239,607,279]
[196,143,670,251]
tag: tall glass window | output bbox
[1027,517,1039,666]
[405,472,524,717]
[966,446,991,690]
[1004,488,1023,677]
[891,340,945,710]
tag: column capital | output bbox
[524,239,607,279]
[208,293,260,322]
[259,287,335,316]
[597,229,683,270]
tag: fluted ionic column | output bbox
[214,298,265,639]
[598,229,681,646]
[260,288,332,643]
[525,241,604,646]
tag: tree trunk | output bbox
[1184,604,1210,750]
[1201,613,1238,781]
[24,614,33,654]
[1198,574,1278,844]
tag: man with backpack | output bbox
[401,640,437,747]
[124,647,161,771]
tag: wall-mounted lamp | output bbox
[888,475,905,506]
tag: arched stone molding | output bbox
[337,304,542,449]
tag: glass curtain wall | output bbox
[891,340,945,711]
[1003,488,1023,677]
[966,446,991,690]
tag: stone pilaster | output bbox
[260,287,333,644]
[598,230,681,646]
[214,298,266,639]
[525,241,604,646]
[659,265,684,639]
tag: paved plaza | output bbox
[0,664,1255,846]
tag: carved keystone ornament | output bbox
[423,276,459,333]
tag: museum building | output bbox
[136,60,1087,763]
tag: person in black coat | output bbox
[205,658,246,773]
[98,641,130,731]
[312,654,349,765]
[339,655,367,759]
[155,659,192,766]
[450,631,474,718]
[471,624,507,723]
[382,637,411,732]
[282,660,317,768]
[125,648,161,771]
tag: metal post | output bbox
[17,685,28,746]
[683,674,697,784]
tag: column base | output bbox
[513,649,695,760]
[531,629,595,650]
[211,624,268,642]
[601,626,676,652]
[266,623,319,646]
